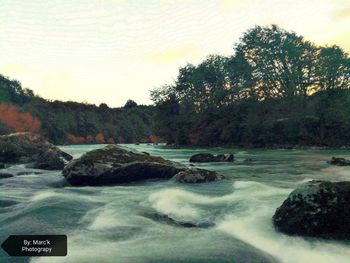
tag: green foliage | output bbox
[124,99,138,108]
[316,46,350,90]
[0,74,33,104]
[0,75,155,144]
[26,99,155,144]
[0,122,12,135]
[151,25,350,147]
[2,24,350,147]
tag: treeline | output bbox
[151,25,350,147]
[0,74,157,144]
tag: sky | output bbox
[0,0,349,107]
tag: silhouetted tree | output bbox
[316,45,350,90]
[151,25,350,147]
[124,99,138,108]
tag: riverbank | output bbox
[162,142,350,151]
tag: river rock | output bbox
[33,149,69,170]
[17,171,43,176]
[0,172,13,179]
[143,212,215,228]
[189,153,234,163]
[62,145,185,186]
[0,132,72,170]
[329,157,350,166]
[273,180,350,240]
[174,168,224,183]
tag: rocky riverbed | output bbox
[1,140,350,263]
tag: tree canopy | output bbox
[0,74,156,144]
[151,25,350,147]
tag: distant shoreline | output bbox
[59,142,350,151]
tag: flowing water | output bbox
[1,144,350,263]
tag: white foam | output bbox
[149,181,350,263]
[217,184,350,263]
[148,181,291,221]
[149,189,201,220]
[87,207,124,230]
[30,191,59,202]
[218,215,350,263]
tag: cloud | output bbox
[220,0,245,10]
[146,44,200,65]
[0,64,27,76]
[332,0,350,20]
[333,7,350,20]
[0,63,73,100]
[328,31,350,53]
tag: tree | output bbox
[236,25,318,98]
[316,45,350,90]
[151,24,350,147]
[0,74,155,144]
[226,52,255,100]
[124,99,138,108]
[99,103,109,110]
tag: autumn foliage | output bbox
[188,132,200,145]
[149,134,163,143]
[0,103,41,133]
[0,74,155,144]
[95,133,106,143]
[66,133,109,144]
[66,134,86,144]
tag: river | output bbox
[1,144,350,263]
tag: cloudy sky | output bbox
[0,0,349,107]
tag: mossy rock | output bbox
[273,180,350,240]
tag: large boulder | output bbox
[63,145,225,186]
[174,168,224,183]
[273,180,350,240]
[189,153,234,163]
[62,145,185,186]
[0,133,72,170]
[329,157,350,166]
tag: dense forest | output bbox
[151,25,350,147]
[0,75,157,144]
[1,25,350,147]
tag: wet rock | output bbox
[143,212,215,228]
[0,199,18,207]
[62,145,185,186]
[174,168,224,183]
[0,172,13,179]
[17,171,43,176]
[33,149,68,170]
[63,145,224,186]
[329,157,350,166]
[0,133,72,170]
[273,180,350,240]
[189,153,234,163]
